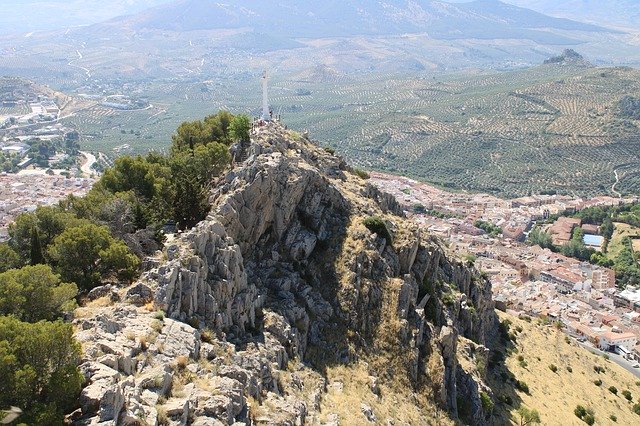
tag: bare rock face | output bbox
[72,123,498,426]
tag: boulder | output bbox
[125,283,154,306]
[361,403,376,423]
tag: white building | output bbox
[1,144,29,157]
[598,331,638,352]
[615,286,640,311]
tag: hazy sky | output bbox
[0,0,173,34]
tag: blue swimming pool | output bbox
[583,234,604,247]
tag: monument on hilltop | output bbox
[262,70,271,121]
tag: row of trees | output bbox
[0,111,250,423]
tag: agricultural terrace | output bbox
[24,64,640,198]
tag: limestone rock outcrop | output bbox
[73,123,498,425]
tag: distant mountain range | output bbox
[504,0,640,28]
[100,0,614,44]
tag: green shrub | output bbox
[594,379,602,386]
[0,317,83,424]
[574,405,587,418]
[516,380,529,394]
[480,392,493,412]
[609,386,618,395]
[412,204,427,214]
[594,365,605,374]
[200,328,214,343]
[498,394,513,406]
[610,414,617,422]
[323,147,336,155]
[153,310,165,321]
[442,291,457,307]
[622,390,633,401]
[516,407,540,425]
[566,366,573,373]
[187,316,200,329]
[549,364,558,373]
[633,403,640,415]
[363,216,392,244]
[574,405,595,424]
[352,168,370,180]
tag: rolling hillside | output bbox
[505,0,640,29]
[102,0,612,43]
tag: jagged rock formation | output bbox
[73,123,498,425]
[543,49,591,66]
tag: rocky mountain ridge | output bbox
[72,123,499,425]
[98,0,609,43]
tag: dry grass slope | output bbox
[318,363,453,426]
[497,312,640,425]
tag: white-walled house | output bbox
[598,331,637,353]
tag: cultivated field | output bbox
[2,32,638,198]
[56,64,640,197]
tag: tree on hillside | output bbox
[0,317,83,424]
[204,110,233,144]
[0,265,77,322]
[172,119,210,152]
[171,111,234,152]
[0,243,22,273]
[590,252,614,268]
[600,218,614,240]
[517,406,541,425]
[29,227,45,265]
[98,155,158,200]
[229,114,251,143]
[614,237,640,288]
[47,223,139,291]
[8,206,89,263]
[169,142,230,230]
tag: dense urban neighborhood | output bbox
[372,172,640,369]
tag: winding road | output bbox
[79,151,97,176]
[612,168,622,198]
[68,49,91,79]
[576,340,640,378]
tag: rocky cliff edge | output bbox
[72,122,499,425]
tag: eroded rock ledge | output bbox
[73,123,498,426]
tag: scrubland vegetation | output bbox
[495,313,640,425]
[0,111,247,423]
